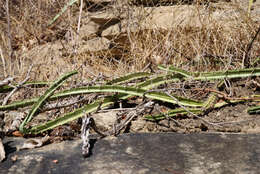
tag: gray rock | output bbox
[1,133,260,174]
[93,110,118,131]
[0,138,5,162]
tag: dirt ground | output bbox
[129,78,260,135]
[2,77,260,143]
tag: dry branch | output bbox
[2,65,32,105]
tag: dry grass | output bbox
[0,0,259,83]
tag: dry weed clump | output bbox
[0,0,70,80]
[125,4,259,73]
[0,0,259,82]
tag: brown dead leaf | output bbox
[12,131,23,137]
[52,159,59,163]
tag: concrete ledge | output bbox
[1,133,260,174]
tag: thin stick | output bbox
[0,77,14,87]
[75,0,83,53]
[193,88,260,101]
[244,26,260,68]
[215,118,256,125]
[0,47,6,77]
[41,96,88,112]
[108,101,154,136]
[111,111,136,135]
[153,103,185,127]
[2,65,33,105]
[99,107,135,112]
[6,0,13,59]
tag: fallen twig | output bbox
[153,103,185,128]
[244,25,260,68]
[193,88,260,101]
[215,118,257,125]
[0,77,14,87]
[75,0,83,53]
[107,101,155,136]
[41,96,88,112]
[165,91,223,128]
[6,0,14,59]
[2,65,33,105]
[0,47,6,77]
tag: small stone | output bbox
[93,111,118,131]
[11,155,18,162]
[131,119,146,132]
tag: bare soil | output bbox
[129,79,260,134]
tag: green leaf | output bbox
[27,73,191,134]
[0,72,152,111]
[158,64,192,77]
[248,105,260,114]
[159,65,260,80]
[53,85,203,107]
[0,98,37,110]
[0,81,48,93]
[48,0,78,26]
[248,0,254,17]
[29,96,116,134]
[145,108,202,121]
[19,71,77,133]
[137,74,184,89]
